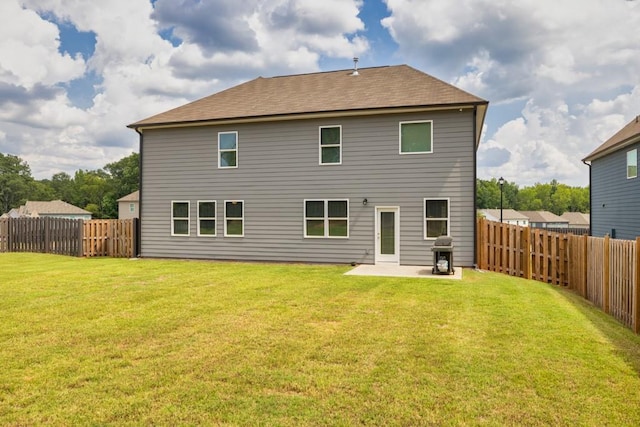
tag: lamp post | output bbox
[498,177,505,223]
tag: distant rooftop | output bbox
[22,200,90,216]
[519,211,568,223]
[117,190,139,202]
[560,212,590,226]
[480,209,529,221]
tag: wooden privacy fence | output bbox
[0,217,83,256]
[477,218,640,334]
[0,217,137,258]
[83,219,137,257]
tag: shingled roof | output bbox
[128,65,488,143]
[583,115,640,162]
[21,200,90,216]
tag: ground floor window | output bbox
[225,200,244,237]
[424,198,449,239]
[304,199,349,238]
[198,201,216,236]
[171,201,190,236]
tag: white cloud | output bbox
[0,2,85,88]
[1,0,369,179]
[383,0,640,187]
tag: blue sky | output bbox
[1,0,640,186]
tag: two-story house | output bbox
[583,115,640,239]
[128,65,488,266]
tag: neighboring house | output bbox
[519,211,569,229]
[117,190,139,219]
[0,208,21,219]
[3,200,92,220]
[128,65,488,266]
[583,115,640,239]
[560,212,590,230]
[478,209,529,226]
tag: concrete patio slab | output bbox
[344,264,463,280]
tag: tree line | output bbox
[0,152,139,219]
[476,178,589,215]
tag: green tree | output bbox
[0,153,34,213]
[104,152,139,198]
[48,172,75,202]
[73,169,112,218]
[476,178,518,209]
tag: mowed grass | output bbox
[1,254,640,426]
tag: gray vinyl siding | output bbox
[590,141,640,239]
[140,110,476,266]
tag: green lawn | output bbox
[1,253,640,426]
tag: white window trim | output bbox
[319,125,342,165]
[197,200,216,237]
[129,203,135,212]
[423,198,450,240]
[218,131,238,169]
[171,200,190,236]
[224,200,244,237]
[399,120,434,155]
[627,148,637,179]
[303,199,349,239]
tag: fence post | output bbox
[603,235,610,314]
[634,237,640,334]
[581,234,588,298]
[78,219,84,257]
[476,217,482,269]
[523,226,532,280]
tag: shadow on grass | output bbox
[552,285,640,376]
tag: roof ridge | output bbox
[264,64,396,80]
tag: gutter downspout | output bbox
[582,159,591,236]
[473,105,478,267]
[135,128,143,257]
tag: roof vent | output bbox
[351,57,359,76]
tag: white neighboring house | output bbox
[1,200,92,220]
[479,209,529,226]
[117,190,139,219]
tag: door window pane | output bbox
[380,211,395,255]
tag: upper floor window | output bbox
[424,198,449,239]
[319,126,342,165]
[304,199,349,238]
[129,203,135,213]
[198,201,216,236]
[400,121,433,154]
[219,131,238,168]
[225,200,244,237]
[171,201,190,236]
[627,149,637,179]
